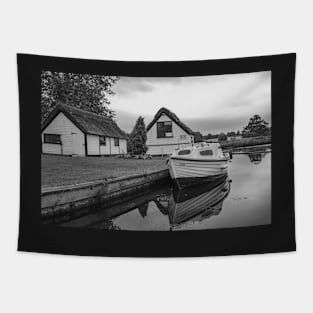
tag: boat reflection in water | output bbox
[59,175,231,231]
[166,175,231,230]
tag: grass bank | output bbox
[42,154,167,188]
[220,136,271,150]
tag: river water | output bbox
[61,147,271,231]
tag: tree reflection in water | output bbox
[233,145,271,164]
[248,152,266,164]
[137,203,149,218]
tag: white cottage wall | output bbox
[86,134,100,155]
[146,114,193,155]
[108,138,120,155]
[119,139,127,154]
[87,135,127,155]
[42,112,85,156]
[100,137,112,155]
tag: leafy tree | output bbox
[218,133,228,141]
[125,133,131,153]
[242,115,270,138]
[129,117,148,155]
[227,131,236,137]
[41,71,119,122]
[193,131,203,143]
[205,133,219,140]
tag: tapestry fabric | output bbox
[17,53,296,257]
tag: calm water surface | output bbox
[62,148,271,230]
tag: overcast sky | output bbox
[109,71,271,135]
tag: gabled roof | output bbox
[146,107,194,135]
[41,103,127,139]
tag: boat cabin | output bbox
[171,143,226,160]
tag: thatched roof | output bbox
[41,104,127,139]
[146,107,193,135]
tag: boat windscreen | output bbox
[178,149,191,156]
[200,149,213,156]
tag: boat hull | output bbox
[173,173,228,188]
[168,157,228,182]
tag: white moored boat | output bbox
[167,142,229,184]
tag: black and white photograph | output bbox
[41,71,271,230]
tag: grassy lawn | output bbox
[41,154,167,188]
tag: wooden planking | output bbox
[119,139,127,154]
[42,112,85,156]
[87,134,100,155]
[87,135,128,155]
[174,168,227,177]
[42,112,128,157]
[170,158,228,178]
[147,114,194,155]
[108,138,127,155]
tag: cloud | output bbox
[113,77,154,96]
[110,71,271,134]
[113,71,271,100]
[113,76,184,97]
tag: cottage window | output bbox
[114,138,119,146]
[99,136,106,146]
[157,121,173,138]
[44,134,61,144]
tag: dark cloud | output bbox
[113,77,185,97]
[113,72,271,99]
[113,77,154,96]
[112,71,271,134]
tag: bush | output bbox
[218,133,227,141]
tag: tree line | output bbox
[126,113,271,155]
[195,115,271,142]
[41,71,119,122]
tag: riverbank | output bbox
[42,154,167,188]
[219,135,271,150]
[42,168,170,223]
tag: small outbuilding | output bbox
[146,107,194,155]
[41,104,127,156]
